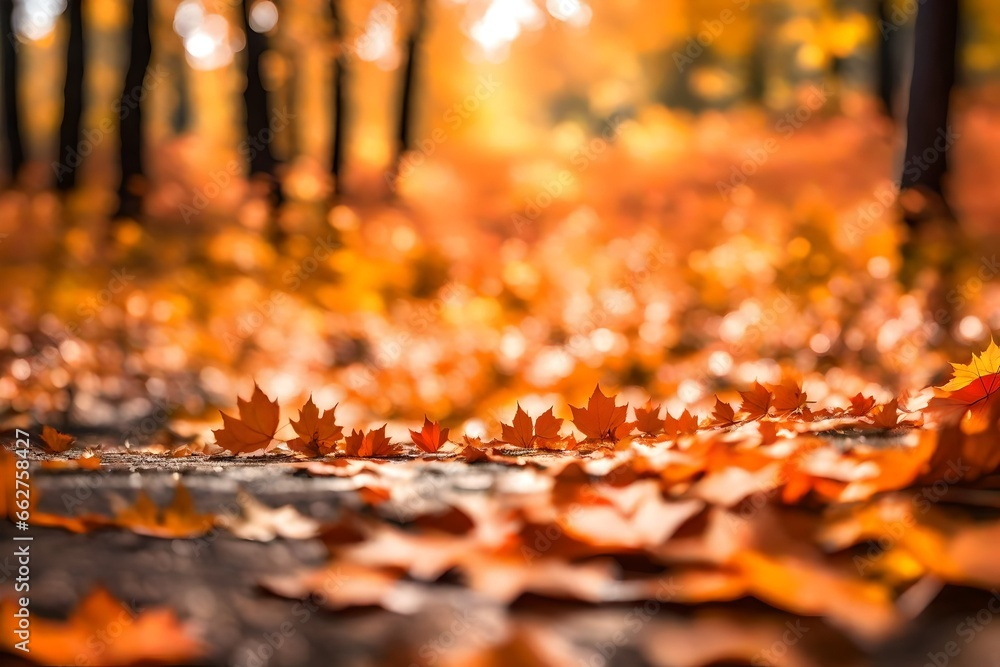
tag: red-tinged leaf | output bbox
[344,426,400,458]
[663,409,700,437]
[634,402,664,436]
[709,398,737,427]
[213,383,280,455]
[40,425,75,453]
[848,393,876,417]
[928,339,1000,430]
[869,399,901,429]
[410,417,451,453]
[288,397,343,457]
[771,379,807,414]
[739,381,773,421]
[500,405,563,448]
[0,587,204,666]
[938,338,1000,393]
[570,385,629,442]
[459,437,490,463]
[758,421,779,445]
[112,483,215,539]
[533,408,563,439]
[501,404,536,448]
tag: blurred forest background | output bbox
[2,0,1000,437]
[5,0,1000,202]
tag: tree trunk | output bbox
[56,0,85,191]
[1,0,24,181]
[876,0,895,117]
[330,0,347,190]
[241,0,279,184]
[900,0,959,198]
[396,0,426,169]
[117,0,151,218]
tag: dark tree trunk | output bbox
[117,0,151,218]
[241,0,280,187]
[876,0,896,117]
[171,54,190,134]
[1,0,24,180]
[900,0,959,199]
[396,0,426,166]
[330,0,347,190]
[56,0,85,191]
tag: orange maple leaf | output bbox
[570,386,629,442]
[848,393,876,417]
[739,381,773,421]
[345,426,401,457]
[0,587,203,666]
[927,338,1000,430]
[869,399,901,429]
[40,425,75,453]
[709,397,737,427]
[213,383,280,454]
[410,417,451,453]
[634,402,664,436]
[288,397,343,456]
[500,404,564,448]
[459,436,491,462]
[113,483,215,539]
[663,409,700,437]
[770,379,807,414]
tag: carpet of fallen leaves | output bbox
[5,97,1000,665]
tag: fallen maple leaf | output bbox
[288,396,342,456]
[870,399,901,429]
[709,397,737,428]
[663,409,700,438]
[459,436,490,462]
[570,386,629,442]
[0,587,203,666]
[848,392,877,417]
[344,426,401,457]
[112,483,215,538]
[501,404,564,448]
[213,383,280,454]
[770,379,807,414]
[219,490,319,541]
[40,425,75,453]
[739,382,773,421]
[634,402,664,436]
[410,416,451,453]
[928,338,1000,431]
